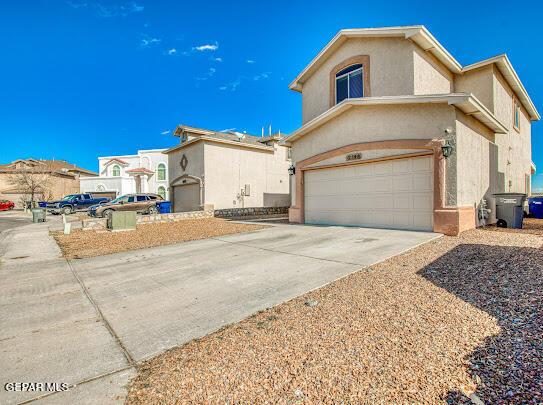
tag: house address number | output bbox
[346,153,362,161]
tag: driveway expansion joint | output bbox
[65,258,136,367]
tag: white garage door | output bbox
[304,156,433,231]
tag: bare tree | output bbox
[8,169,53,209]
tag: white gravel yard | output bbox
[127,221,543,404]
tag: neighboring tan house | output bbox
[164,125,291,212]
[80,149,169,199]
[285,25,540,235]
[0,158,97,208]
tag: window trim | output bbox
[335,65,363,104]
[157,163,167,181]
[329,55,371,108]
[157,186,166,200]
[513,98,521,132]
[112,164,121,177]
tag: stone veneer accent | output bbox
[81,210,214,231]
[214,206,289,219]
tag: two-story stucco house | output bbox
[80,149,169,199]
[164,125,291,212]
[285,26,539,235]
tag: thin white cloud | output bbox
[68,1,144,17]
[166,48,177,55]
[212,57,223,62]
[220,128,236,132]
[195,67,217,82]
[161,130,170,135]
[141,37,161,47]
[219,78,241,91]
[253,72,270,81]
[246,59,255,64]
[193,42,219,52]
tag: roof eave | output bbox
[288,94,507,143]
[289,26,462,92]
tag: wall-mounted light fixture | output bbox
[288,165,295,176]
[441,140,454,158]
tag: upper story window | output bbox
[335,64,363,104]
[513,99,521,131]
[157,163,166,181]
[112,165,121,177]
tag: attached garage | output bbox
[173,183,200,212]
[304,155,433,231]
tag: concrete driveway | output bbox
[0,220,439,404]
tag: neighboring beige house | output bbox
[285,25,539,235]
[0,158,97,208]
[164,125,291,212]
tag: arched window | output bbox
[112,165,121,177]
[157,186,166,200]
[335,63,363,104]
[96,184,105,192]
[157,163,166,181]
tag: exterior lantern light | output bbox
[288,165,295,176]
[441,140,453,158]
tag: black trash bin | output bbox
[493,193,526,228]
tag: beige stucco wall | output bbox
[167,141,205,191]
[301,37,416,124]
[293,104,455,162]
[203,142,290,209]
[454,66,494,110]
[291,103,458,206]
[492,69,532,194]
[413,47,453,95]
[454,111,497,223]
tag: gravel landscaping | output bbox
[127,222,543,404]
[51,218,267,258]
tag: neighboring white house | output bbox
[80,149,169,199]
[164,125,291,212]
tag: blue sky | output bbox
[1,0,541,190]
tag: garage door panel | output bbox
[304,156,433,231]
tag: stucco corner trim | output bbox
[434,206,476,236]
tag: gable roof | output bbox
[290,26,539,121]
[0,159,97,177]
[463,54,540,120]
[290,26,462,92]
[165,125,285,154]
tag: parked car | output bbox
[46,193,110,215]
[0,199,15,211]
[88,193,163,218]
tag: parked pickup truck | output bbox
[45,193,110,215]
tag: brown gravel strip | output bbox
[51,218,266,259]
[126,223,543,404]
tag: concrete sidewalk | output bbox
[0,219,135,405]
[0,218,439,404]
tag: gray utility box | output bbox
[31,208,46,223]
[493,193,527,229]
[107,211,137,231]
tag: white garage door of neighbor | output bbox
[304,156,434,231]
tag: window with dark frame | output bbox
[335,64,363,104]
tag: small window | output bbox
[157,186,166,200]
[513,99,521,131]
[157,163,166,181]
[112,165,121,177]
[136,195,148,202]
[286,147,292,161]
[336,64,363,104]
[83,194,91,200]
[127,196,135,203]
